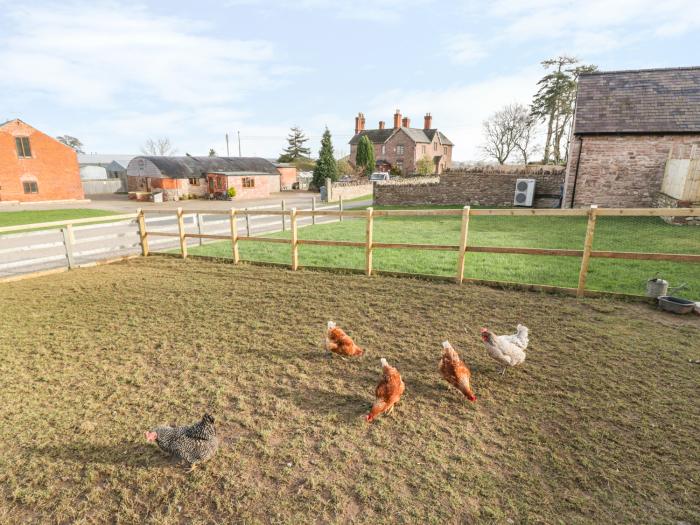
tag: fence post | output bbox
[281,199,286,232]
[177,207,187,259]
[229,208,239,263]
[311,197,316,225]
[291,208,299,271]
[61,225,75,269]
[196,213,205,246]
[455,206,471,284]
[365,207,374,276]
[339,195,344,223]
[137,208,149,256]
[577,204,598,297]
[245,209,251,237]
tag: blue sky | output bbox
[1,0,698,160]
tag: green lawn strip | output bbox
[0,209,120,232]
[187,215,700,295]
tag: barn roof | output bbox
[574,66,700,134]
[130,156,278,178]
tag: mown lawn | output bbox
[0,257,698,523]
[187,213,700,296]
[0,209,118,228]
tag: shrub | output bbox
[227,187,236,198]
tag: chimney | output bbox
[354,112,365,134]
[402,117,410,128]
[378,120,385,130]
[424,112,432,130]
[393,109,402,129]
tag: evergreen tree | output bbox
[530,56,596,164]
[355,135,375,176]
[312,127,338,189]
[208,148,217,156]
[279,126,311,161]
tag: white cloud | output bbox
[0,2,283,109]
[444,34,487,65]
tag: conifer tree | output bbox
[312,127,338,189]
[279,126,311,161]
[355,135,376,176]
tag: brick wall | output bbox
[374,167,565,207]
[563,134,700,208]
[0,120,84,202]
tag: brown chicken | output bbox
[325,321,364,358]
[366,358,405,422]
[439,341,476,402]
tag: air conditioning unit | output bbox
[514,178,536,207]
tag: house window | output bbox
[444,146,448,155]
[433,142,438,151]
[188,177,200,185]
[16,137,32,158]
[396,145,404,155]
[242,177,255,188]
[422,145,426,154]
[381,145,386,155]
[23,181,38,194]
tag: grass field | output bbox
[186,212,700,296]
[0,209,118,229]
[1,257,698,523]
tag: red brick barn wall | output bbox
[563,134,700,208]
[0,120,83,202]
[277,167,297,189]
[226,174,280,199]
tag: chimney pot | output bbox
[424,112,432,130]
[355,112,366,134]
[378,121,385,130]
[402,117,410,128]
[393,109,402,129]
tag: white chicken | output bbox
[480,324,529,375]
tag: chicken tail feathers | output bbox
[327,320,336,330]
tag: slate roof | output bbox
[574,66,700,134]
[130,156,278,178]
[349,127,454,146]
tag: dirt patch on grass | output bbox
[0,257,698,523]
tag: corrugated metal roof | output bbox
[574,66,700,134]
[129,156,278,178]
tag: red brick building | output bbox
[563,67,700,208]
[0,119,84,202]
[349,110,454,175]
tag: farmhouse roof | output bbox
[131,156,278,178]
[574,66,700,134]
[349,127,453,146]
[208,170,279,176]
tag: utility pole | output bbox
[237,131,242,157]
[225,133,230,156]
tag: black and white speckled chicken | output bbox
[145,413,219,471]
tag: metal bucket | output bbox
[646,278,669,298]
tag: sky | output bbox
[1,0,699,161]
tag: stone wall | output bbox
[563,134,700,208]
[373,167,565,207]
[653,191,700,225]
[326,179,373,202]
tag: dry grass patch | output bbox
[0,257,698,524]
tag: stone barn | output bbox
[126,156,280,201]
[563,66,700,208]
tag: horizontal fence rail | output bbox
[136,205,700,298]
[3,203,699,298]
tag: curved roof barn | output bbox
[127,156,279,178]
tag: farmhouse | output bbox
[349,110,454,175]
[126,156,281,200]
[563,66,700,208]
[0,119,84,202]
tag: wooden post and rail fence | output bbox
[2,204,699,299]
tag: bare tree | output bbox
[481,104,533,165]
[513,108,540,164]
[141,137,177,156]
